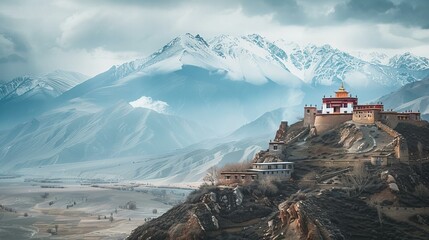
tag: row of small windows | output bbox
[326,111,347,114]
[262,171,290,175]
[354,111,373,114]
[326,103,349,108]
[225,175,256,180]
[254,164,293,169]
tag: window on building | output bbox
[273,145,278,150]
[268,165,272,169]
[306,109,310,113]
[283,164,286,169]
[251,176,255,180]
[241,176,245,180]
[234,176,238,179]
[343,103,347,107]
[226,176,230,179]
[327,104,330,108]
[344,111,347,113]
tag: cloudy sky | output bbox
[0,0,428,81]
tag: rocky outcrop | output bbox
[337,123,363,149]
[127,186,275,240]
[272,190,429,240]
[278,201,326,239]
[275,194,344,240]
[274,121,288,142]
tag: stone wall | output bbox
[380,113,424,129]
[375,121,401,138]
[375,121,409,163]
[300,159,369,168]
[314,114,352,133]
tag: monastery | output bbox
[220,83,423,185]
[304,82,421,134]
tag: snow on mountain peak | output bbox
[208,34,300,85]
[108,33,429,88]
[0,70,88,102]
[350,51,390,65]
[389,52,429,71]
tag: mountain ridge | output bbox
[0,70,88,102]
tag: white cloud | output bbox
[129,96,169,113]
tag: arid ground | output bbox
[0,178,191,239]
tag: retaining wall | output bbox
[314,114,352,133]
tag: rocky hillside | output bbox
[128,121,429,240]
[127,182,298,240]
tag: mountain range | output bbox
[0,70,88,128]
[0,33,428,181]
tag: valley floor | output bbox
[0,179,191,239]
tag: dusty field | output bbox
[0,180,191,239]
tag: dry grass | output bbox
[219,162,252,172]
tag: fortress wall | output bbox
[375,121,409,163]
[375,121,401,138]
[301,159,369,168]
[314,114,352,133]
[382,116,399,129]
[381,113,425,129]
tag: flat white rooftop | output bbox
[248,169,292,172]
[252,162,294,165]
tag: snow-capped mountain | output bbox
[0,70,88,102]
[55,33,309,134]
[114,33,429,98]
[209,34,300,85]
[275,40,429,88]
[53,33,429,132]
[388,52,429,71]
[350,51,390,65]
[1,33,429,182]
[0,70,88,128]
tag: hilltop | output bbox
[128,120,429,239]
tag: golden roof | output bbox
[335,81,349,98]
[337,81,347,92]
